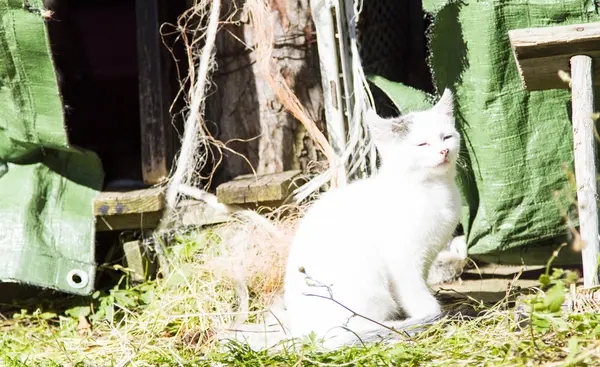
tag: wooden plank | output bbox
[462,264,545,277]
[96,211,162,232]
[178,200,232,227]
[123,240,158,282]
[570,55,600,287]
[509,22,600,59]
[513,50,600,90]
[246,173,285,202]
[216,170,305,205]
[94,187,164,216]
[508,22,600,90]
[136,0,172,184]
[217,178,252,204]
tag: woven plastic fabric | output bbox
[0,0,102,295]
[371,0,600,265]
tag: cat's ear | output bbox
[365,108,393,144]
[365,108,410,147]
[433,88,454,119]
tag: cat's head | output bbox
[366,89,460,178]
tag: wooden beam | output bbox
[216,170,305,205]
[136,0,172,184]
[177,200,232,227]
[96,212,163,232]
[94,188,236,231]
[509,23,600,287]
[570,55,600,287]
[94,187,164,216]
[123,240,158,283]
[508,22,600,90]
[94,187,165,232]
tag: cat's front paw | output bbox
[410,301,442,319]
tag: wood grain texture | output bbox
[216,170,304,205]
[136,0,172,184]
[177,200,232,227]
[96,212,163,232]
[123,240,158,282]
[95,190,235,231]
[94,187,165,216]
[509,22,600,90]
[570,55,600,287]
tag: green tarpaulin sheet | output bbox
[372,0,600,265]
[0,0,102,295]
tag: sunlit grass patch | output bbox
[0,220,599,366]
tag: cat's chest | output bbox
[371,183,459,230]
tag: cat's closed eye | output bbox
[418,142,429,147]
[443,135,453,141]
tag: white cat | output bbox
[283,89,462,347]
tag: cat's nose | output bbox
[440,149,449,158]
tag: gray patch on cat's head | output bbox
[390,115,413,139]
[365,108,414,144]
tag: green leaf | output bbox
[539,274,551,287]
[550,268,565,281]
[12,309,28,319]
[551,316,569,331]
[111,289,138,308]
[368,75,434,114]
[544,284,565,313]
[65,306,91,318]
[39,312,57,320]
[566,336,579,363]
[140,287,155,304]
[532,315,551,333]
[565,270,578,285]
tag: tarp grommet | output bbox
[67,269,89,289]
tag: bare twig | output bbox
[299,268,410,338]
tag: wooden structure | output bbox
[79,0,177,230]
[136,0,174,185]
[509,23,600,90]
[94,170,304,232]
[216,170,305,206]
[509,22,600,287]
[94,188,165,232]
[93,189,235,232]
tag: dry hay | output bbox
[146,0,376,349]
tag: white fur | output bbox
[283,89,462,346]
[428,235,468,285]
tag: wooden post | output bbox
[136,0,172,185]
[571,55,600,287]
[509,22,600,287]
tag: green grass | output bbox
[1,229,599,366]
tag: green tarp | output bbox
[372,0,600,265]
[0,0,101,295]
[1,0,598,295]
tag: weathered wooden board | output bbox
[123,240,158,282]
[95,187,165,232]
[96,211,163,232]
[136,0,172,184]
[177,200,232,227]
[216,170,305,205]
[95,188,237,231]
[508,22,600,90]
[571,55,600,287]
[94,187,165,216]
